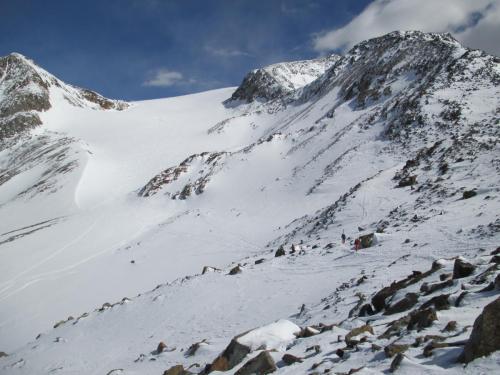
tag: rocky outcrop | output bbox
[208,337,251,372]
[234,351,276,375]
[460,296,500,363]
[227,55,340,103]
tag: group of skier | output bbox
[341,230,362,251]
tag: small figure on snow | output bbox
[354,238,361,251]
[341,230,346,244]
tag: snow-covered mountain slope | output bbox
[0,31,499,374]
[227,54,340,103]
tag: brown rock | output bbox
[228,265,242,275]
[384,343,409,358]
[420,294,450,311]
[453,258,475,279]
[407,307,437,331]
[384,293,419,315]
[443,321,458,332]
[282,353,303,365]
[345,324,373,346]
[157,341,167,354]
[420,279,453,295]
[460,296,500,363]
[235,351,276,375]
[209,338,251,372]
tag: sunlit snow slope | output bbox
[0,31,499,375]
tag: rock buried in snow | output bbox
[209,320,299,372]
[234,351,276,375]
[281,353,303,365]
[460,296,500,363]
[255,258,265,265]
[228,265,242,275]
[462,190,477,199]
[0,351,8,358]
[202,266,220,275]
[156,341,167,354]
[275,246,286,257]
[453,258,475,279]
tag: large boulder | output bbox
[235,351,276,375]
[209,338,251,372]
[453,258,475,279]
[460,297,500,363]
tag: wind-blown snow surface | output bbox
[0,31,499,374]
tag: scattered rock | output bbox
[384,293,419,315]
[379,315,411,340]
[460,296,500,363]
[202,266,220,275]
[255,258,265,265]
[489,255,500,264]
[229,265,242,275]
[423,341,449,357]
[156,341,167,354]
[282,353,303,365]
[0,351,8,358]
[462,190,477,199]
[455,291,469,307]
[420,279,453,295]
[384,343,409,358]
[297,326,320,338]
[345,324,373,346]
[490,247,500,256]
[453,258,475,279]
[235,351,276,375]
[443,321,458,332]
[398,175,417,188]
[390,353,404,372]
[439,273,452,281]
[407,307,437,331]
[185,340,206,357]
[359,233,375,248]
[275,246,286,257]
[305,345,321,354]
[359,303,375,316]
[420,294,450,311]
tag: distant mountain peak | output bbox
[227,54,341,103]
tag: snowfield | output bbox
[0,31,499,374]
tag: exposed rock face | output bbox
[453,258,475,279]
[208,338,251,372]
[274,246,286,257]
[460,296,500,363]
[139,152,227,198]
[227,55,340,103]
[234,351,276,375]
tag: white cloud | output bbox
[143,69,184,87]
[313,0,500,56]
[204,45,251,58]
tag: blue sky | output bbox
[1,0,498,101]
[0,0,370,100]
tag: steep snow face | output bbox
[0,31,499,374]
[228,54,340,103]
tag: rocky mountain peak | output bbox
[227,54,341,104]
[0,52,127,146]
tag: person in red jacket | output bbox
[354,238,361,251]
